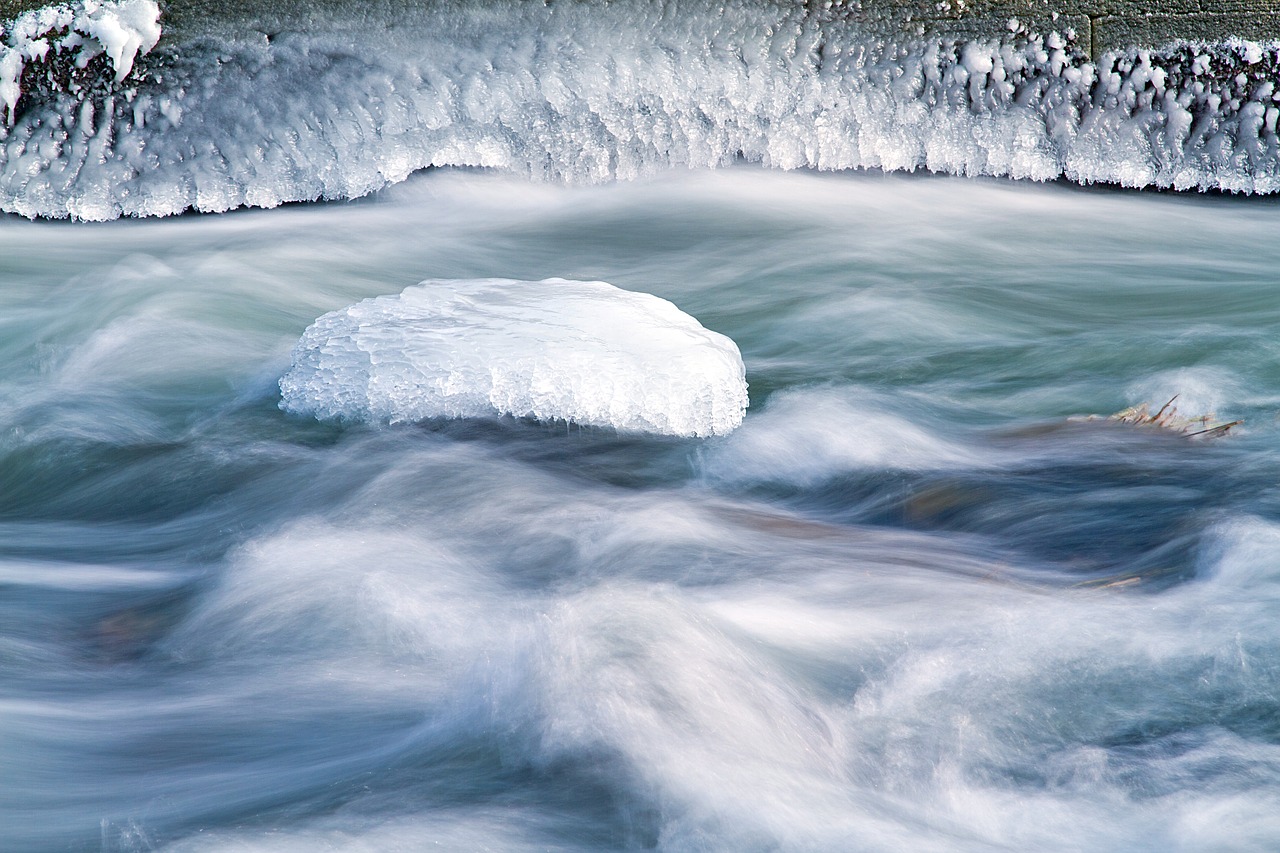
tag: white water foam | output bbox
[279,278,749,437]
[704,387,986,485]
[3,1,1280,219]
[151,502,1280,852]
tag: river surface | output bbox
[5,1,1280,851]
[5,168,1280,851]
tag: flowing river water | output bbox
[5,2,1280,851]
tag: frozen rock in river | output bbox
[279,278,748,437]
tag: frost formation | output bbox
[0,0,159,124]
[4,0,1280,219]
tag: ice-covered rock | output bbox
[279,278,749,437]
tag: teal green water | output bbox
[5,168,1280,850]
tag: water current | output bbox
[6,168,1280,851]
[5,1,1280,851]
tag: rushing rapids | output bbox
[6,135,1280,853]
[6,2,1280,852]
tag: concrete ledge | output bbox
[1094,11,1280,54]
[858,0,1280,54]
[3,0,1280,58]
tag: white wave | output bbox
[0,559,182,590]
[3,1,1280,219]
[1125,367,1243,423]
[279,278,748,437]
[166,520,504,670]
[704,387,985,484]
[1194,516,1280,595]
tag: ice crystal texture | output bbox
[279,278,749,437]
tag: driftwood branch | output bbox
[1104,397,1240,439]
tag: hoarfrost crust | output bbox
[5,1,1280,219]
[0,0,159,125]
[279,279,750,438]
